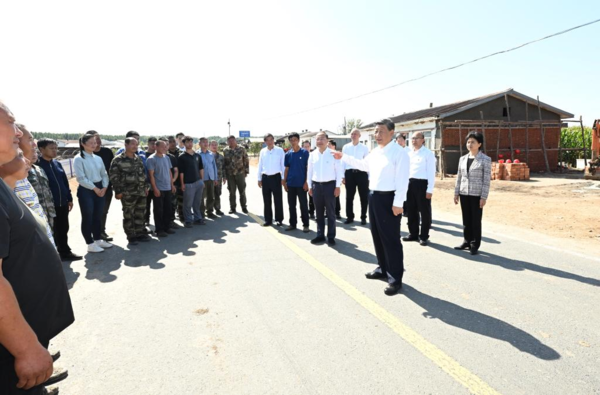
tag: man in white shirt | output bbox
[307,132,343,245]
[403,132,436,246]
[342,129,369,225]
[257,133,285,226]
[333,119,409,296]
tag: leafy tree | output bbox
[560,126,592,167]
[339,118,363,134]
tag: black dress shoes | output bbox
[365,270,386,280]
[419,239,429,246]
[229,209,237,214]
[360,219,367,225]
[285,225,296,231]
[470,244,479,255]
[60,253,83,262]
[216,210,224,215]
[343,219,354,224]
[402,236,419,242]
[311,236,326,245]
[262,222,272,227]
[242,207,249,214]
[454,243,471,250]
[327,238,336,246]
[384,281,403,296]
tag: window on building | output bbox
[502,107,512,117]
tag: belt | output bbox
[409,178,428,182]
[346,169,365,173]
[312,180,335,185]
[371,190,395,195]
[262,173,281,178]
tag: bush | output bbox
[560,126,592,167]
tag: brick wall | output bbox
[442,126,560,172]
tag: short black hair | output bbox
[86,130,98,136]
[125,137,138,145]
[227,135,236,140]
[396,133,406,141]
[37,138,58,149]
[466,131,484,151]
[175,133,185,139]
[263,133,274,141]
[147,136,158,143]
[288,133,300,141]
[167,136,176,142]
[376,118,395,131]
[182,136,194,143]
[328,140,337,148]
[126,131,140,138]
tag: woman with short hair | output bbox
[454,131,491,255]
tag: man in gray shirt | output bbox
[147,140,176,237]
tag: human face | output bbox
[168,138,177,151]
[147,140,156,153]
[93,134,102,151]
[302,142,311,151]
[18,127,37,161]
[315,133,328,149]
[328,141,336,150]
[396,136,405,147]
[289,136,299,149]
[40,143,58,160]
[374,124,394,147]
[0,150,29,182]
[264,136,274,148]
[411,134,424,150]
[83,136,97,152]
[200,139,209,150]
[184,140,194,150]
[126,139,139,154]
[210,141,218,153]
[350,130,360,143]
[156,141,167,154]
[0,104,22,164]
[227,137,237,148]
[466,137,481,154]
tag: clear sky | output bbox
[2,0,599,137]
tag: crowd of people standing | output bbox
[0,95,492,393]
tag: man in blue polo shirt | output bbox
[283,132,310,233]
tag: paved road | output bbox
[52,172,600,394]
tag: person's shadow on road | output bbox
[403,284,561,360]
[431,220,501,244]
[429,243,600,287]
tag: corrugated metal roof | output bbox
[362,88,574,128]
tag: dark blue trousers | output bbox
[313,181,336,239]
[369,192,404,283]
[77,182,105,245]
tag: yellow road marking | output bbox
[249,212,501,395]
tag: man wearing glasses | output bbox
[402,132,436,246]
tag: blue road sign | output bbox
[239,131,251,138]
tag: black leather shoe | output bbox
[285,225,296,231]
[365,270,386,280]
[419,239,429,246]
[215,210,224,215]
[327,238,336,246]
[311,236,326,245]
[454,243,471,250]
[242,207,249,214]
[336,214,342,220]
[470,246,479,255]
[60,253,83,262]
[229,209,237,214]
[402,236,419,242]
[384,282,403,296]
[207,213,218,219]
[262,222,272,227]
[343,219,354,224]
[360,219,367,225]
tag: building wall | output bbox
[442,126,561,173]
[442,96,562,123]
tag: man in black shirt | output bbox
[167,136,182,225]
[88,131,115,242]
[178,136,205,226]
[0,101,74,394]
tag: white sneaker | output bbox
[87,243,104,253]
[95,240,113,249]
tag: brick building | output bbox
[361,89,573,173]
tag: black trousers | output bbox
[145,187,152,224]
[101,184,113,235]
[287,186,309,228]
[152,190,172,232]
[460,194,483,249]
[406,178,432,240]
[369,192,404,284]
[54,204,72,256]
[313,181,337,239]
[345,169,369,221]
[262,173,284,223]
[309,195,315,216]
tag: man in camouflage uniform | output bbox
[28,153,56,230]
[223,135,249,214]
[210,140,225,216]
[110,137,150,245]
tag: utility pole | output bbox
[228,119,231,136]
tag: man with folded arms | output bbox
[178,136,205,227]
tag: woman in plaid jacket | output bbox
[453,131,491,255]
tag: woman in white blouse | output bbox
[73,133,113,253]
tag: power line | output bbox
[265,18,600,121]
